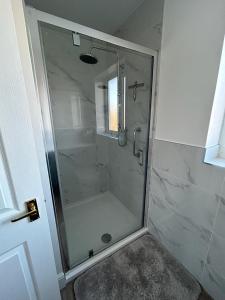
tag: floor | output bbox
[63,191,140,267]
[61,234,211,300]
[61,282,75,300]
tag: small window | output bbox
[107,77,118,132]
[204,37,225,167]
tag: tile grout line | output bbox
[199,197,221,283]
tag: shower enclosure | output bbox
[28,9,157,275]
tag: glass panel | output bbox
[108,77,118,132]
[40,22,153,268]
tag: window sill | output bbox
[97,131,118,140]
[205,157,225,168]
[204,145,225,168]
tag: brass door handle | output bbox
[11,199,40,222]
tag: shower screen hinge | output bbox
[72,32,80,47]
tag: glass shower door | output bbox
[40,22,153,268]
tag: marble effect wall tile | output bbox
[57,144,108,204]
[201,263,225,300]
[149,139,225,298]
[108,138,145,219]
[153,140,225,196]
[199,195,225,299]
[202,234,225,300]
[213,197,225,240]
[149,167,220,280]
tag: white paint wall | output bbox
[26,0,145,34]
[156,0,225,147]
[115,0,164,50]
[115,0,225,147]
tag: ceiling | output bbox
[25,0,145,34]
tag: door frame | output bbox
[25,6,158,285]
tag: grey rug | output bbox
[74,234,202,300]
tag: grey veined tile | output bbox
[205,234,225,278]
[149,168,219,231]
[149,212,210,281]
[148,167,220,280]
[152,139,225,196]
[213,197,225,240]
[202,234,225,300]
[152,139,201,182]
[201,263,225,300]
[220,176,225,198]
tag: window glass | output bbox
[108,77,118,132]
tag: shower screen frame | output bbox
[26,6,158,284]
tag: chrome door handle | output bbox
[133,127,141,157]
[133,127,144,166]
[11,199,40,222]
[138,149,144,166]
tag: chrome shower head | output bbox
[79,53,98,64]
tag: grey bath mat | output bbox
[74,234,202,300]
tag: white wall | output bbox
[156,0,225,147]
[115,0,164,50]
[116,0,225,147]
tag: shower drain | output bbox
[101,233,112,244]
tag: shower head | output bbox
[80,53,98,64]
[79,46,118,65]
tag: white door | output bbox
[0,1,61,299]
